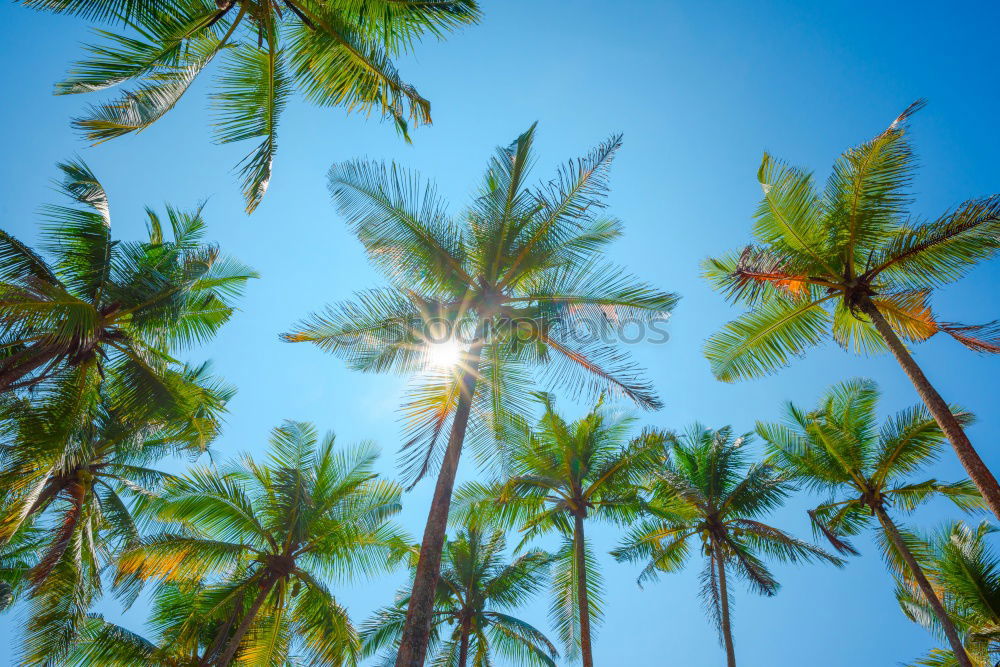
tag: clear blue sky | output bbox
[2,1,999,665]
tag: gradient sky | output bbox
[2,1,999,665]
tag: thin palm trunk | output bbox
[214,575,274,666]
[396,337,485,667]
[200,602,239,667]
[29,480,86,588]
[714,547,736,667]
[457,615,471,667]
[874,505,972,667]
[573,512,594,667]
[860,298,1000,520]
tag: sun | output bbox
[425,340,462,369]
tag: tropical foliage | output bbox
[63,582,227,665]
[114,420,409,665]
[612,424,840,666]
[362,527,558,667]
[453,394,651,666]
[897,521,1000,667]
[26,0,481,212]
[0,159,256,424]
[703,101,1000,518]
[0,25,998,663]
[283,124,677,665]
[759,378,984,667]
[0,364,231,664]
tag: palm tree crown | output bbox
[454,394,652,665]
[362,528,558,667]
[115,420,409,665]
[285,124,676,485]
[612,424,840,667]
[0,159,256,423]
[759,378,984,667]
[26,0,481,212]
[704,101,999,381]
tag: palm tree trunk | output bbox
[714,547,737,667]
[873,505,972,667]
[396,336,485,667]
[29,480,86,588]
[214,576,274,666]
[860,298,1000,520]
[573,512,595,667]
[457,615,471,667]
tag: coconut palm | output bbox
[0,364,231,665]
[759,378,984,667]
[896,521,1000,667]
[361,527,558,667]
[452,394,653,667]
[0,159,256,424]
[702,101,1000,518]
[611,424,840,667]
[282,124,677,665]
[24,0,481,213]
[115,420,409,666]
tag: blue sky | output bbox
[2,1,999,664]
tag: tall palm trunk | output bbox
[29,480,86,588]
[457,615,471,667]
[861,298,1000,520]
[873,505,972,667]
[215,575,274,666]
[396,336,485,667]
[714,547,736,667]
[573,512,594,667]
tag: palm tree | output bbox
[611,424,840,667]
[0,159,256,422]
[115,420,409,666]
[282,124,678,666]
[453,394,652,667]
[702,101,1000,518]
[361,527,558,667]
[23,0,481,213]
[759,378,984,667]
[0,364,231,665]
[896,521,1000,667]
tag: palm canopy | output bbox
[27,0,481,213]
[362,528,558,667]
[0,364,232,665]
[897,522,1000,667]
[703,100,1000,382]
[115,420,410,665]
[284,125,678,485]
[611,425,839,650]
[0,159,255,421]
[758,379,982,556]
[453,394,652,659]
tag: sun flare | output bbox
[425,340,462,369]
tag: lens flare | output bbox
[425,340,462,368]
